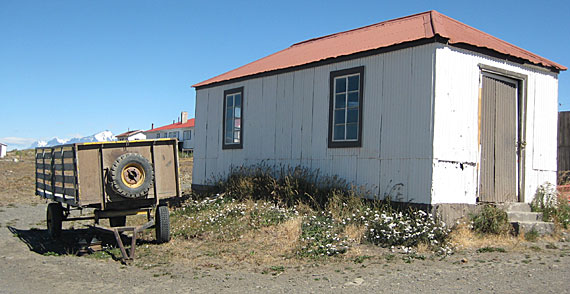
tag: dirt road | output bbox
[1,203,569,294]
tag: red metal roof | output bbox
[145,119,195,132]
[116,130,144,138]
[193,10,565,88]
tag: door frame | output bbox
[478,64,528,203]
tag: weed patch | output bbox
[471,205,510,235]
[476,247,506,253]
[531,182,570,229]
[525,229,539,242]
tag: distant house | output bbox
[0,143,6,158]
[116,130,146,141]
[145,111,195,151]
[191,10,565,206]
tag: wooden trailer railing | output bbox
[36,145,80,206]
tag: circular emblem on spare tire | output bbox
[109,153,153,198]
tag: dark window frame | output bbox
[328,66,364,148]
[222,87,244,150]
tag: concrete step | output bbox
[500,202,531,212]
[511,221,555,236]
[507,211,543,222]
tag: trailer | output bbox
[35,139,181,262]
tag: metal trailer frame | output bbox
[35,139,181,263]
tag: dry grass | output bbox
[0,150,43,205]
[449,222,524,251]
[343,224,366,244]
[137,216,305,269]
[179,157,193,194]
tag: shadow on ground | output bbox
[7,226,111,255]
[6,226,155,261]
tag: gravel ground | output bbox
[1,203,569,294]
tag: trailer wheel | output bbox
[109,153,153,199]
[47,203,63,238]
[155,206,170,243]
[109,216,127,227]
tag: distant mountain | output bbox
[29,130,116,148]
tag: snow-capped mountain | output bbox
[29,131,116,148]
[67,130,115,144]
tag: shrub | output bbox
[531,182,570,229]
[297,212,349,257]
[471,205,510,235]
[208,164,452,257]
[364,208,450,249]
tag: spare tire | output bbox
[109,153,153,199]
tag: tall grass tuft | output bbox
[212,164,370,213]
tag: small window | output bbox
[222,87,244,149]
[183,130,191,140]
[168,131,178,139]
[328,66,364,148]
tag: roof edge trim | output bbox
[194,37,442,90]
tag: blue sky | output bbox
[1,0,568,150]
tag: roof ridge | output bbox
[291,10,434,47]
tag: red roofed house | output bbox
[115,130,146,141]
[191,11,565,207]
[145,111,195,151]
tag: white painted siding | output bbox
[432,45,559,204]
[193,43,438,204]
[0,144,6,158]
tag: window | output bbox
[328,66,364,148]
[168,131,178,139]
[183,130,191,141]
[222,87,244,149]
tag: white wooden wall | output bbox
[432,45,559,204]
[193,43,437,204]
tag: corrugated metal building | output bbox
[191,11,566,205]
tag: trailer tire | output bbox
[109,153,153,199]
[109,216,127,227]
[47,203,63,238]
[155,206,170,243]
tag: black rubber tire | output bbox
[109,216,127,227]
[47,203,63,238]
[109,153,153,199]
[155,206,170,243]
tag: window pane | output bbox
[335,94,346,109]
[234,131,240,143]
[235,118,241,128]
[348,75,359,91]
[235,106,241,118]
[234,94,241,107]
[226,121,233,135]
[333,125,345,141]
[347,109,358,123]
[227,95,234,107]
[348,92,359,107]
[335,77,346,93]
[346,124,358,140]
[334,109,345,124]
[226,107,233,122]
